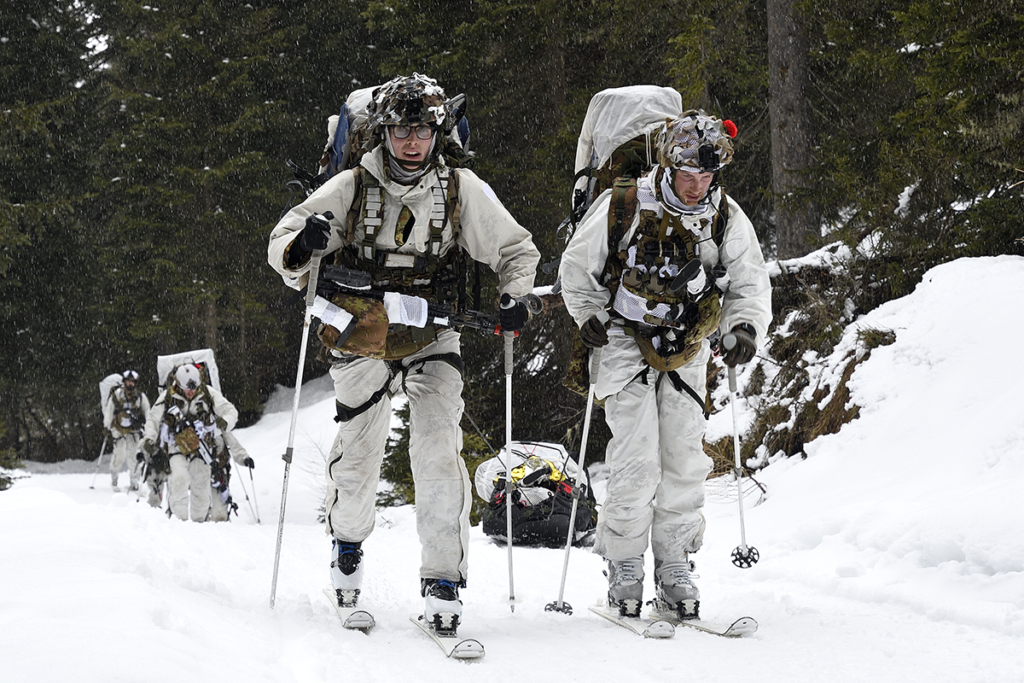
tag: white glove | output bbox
[383,292,429,328]
[686,265,708,297]
[309,295,355,330]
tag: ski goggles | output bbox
[390,124,434,140]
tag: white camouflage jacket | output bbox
[102,386,151,437]
[560,179,772,348]
[142,385,242,463]
[267,147,539,300]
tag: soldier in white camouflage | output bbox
[560,110,772,620]
[102,370,150,492]
[268,73,539,633]
[140,365,251,521]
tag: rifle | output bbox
[317,264,540,335]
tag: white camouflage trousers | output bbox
[592,332,713,563]
[324,329,471,583]
[168,454,212,522]
[110,433,143,488]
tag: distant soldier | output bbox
[102,369,150,492]
[141,364,252,521]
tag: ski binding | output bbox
[588,603,675,639]
[323,587,375,632]
[410,614,485,660]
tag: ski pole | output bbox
[502,326,517,613]
[722,333,759,568]
[89,434,109,489]
[235,464,259,523]
[270,249,323,608]
[249,466,262,524]
[546,346,601,615]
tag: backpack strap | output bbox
[597,177,639,299]
[346,166,364,244]
[359,170,383,261]
[711,190,730,248]
[608,177,638,253]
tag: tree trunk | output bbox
[767,0,819,259]
[205,300,218,352]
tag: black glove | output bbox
[136,452,145,463]
[296,211,335,254]
[243,457,255,469]
[499,293,530,332]
[722,323,757,367]
[579,315,609,348]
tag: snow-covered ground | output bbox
[3,256,1023,682]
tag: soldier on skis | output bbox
[268,73,538,634]
[102,369,150,492]
[141,364,253,522]
[559,110,771,620]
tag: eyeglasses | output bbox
[390,124,434,140]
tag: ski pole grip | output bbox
[504,332,514,375]
[723,333,739,391]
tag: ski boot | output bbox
[422,578,463,636]
[330,540,364,608]
[605,557,644,617]
[654,556,700,620]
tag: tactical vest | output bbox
[605,176,727,371]
[159,389,218,460]
[112,388,144,435]
[322,165,465,359]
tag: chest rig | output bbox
[605,176,727,371]
[159,390,218,460]
[113,388,144,434]
[334,166,464,309]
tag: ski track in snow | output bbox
[3,256,1024,683]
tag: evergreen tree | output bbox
[88,0,380,422]
[802,0,1024,305]
[0,1,107,461]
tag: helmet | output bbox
[173,364,202,392]
[122,369,139,382]
[367,73,450,132]
[656,110,737,173]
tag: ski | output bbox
[323,587,375,632]
[648,604,757,637]
[588,604,675,639]
[409,614,485,660]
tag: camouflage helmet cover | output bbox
[368,73,449,131]
[656,109,736,173]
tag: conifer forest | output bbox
[2,1,1022,490]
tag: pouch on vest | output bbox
[628,294,722,372]
[383,324,438,361]
[174,427,201,456]
[562,330,591,399]
[317,293,389,359]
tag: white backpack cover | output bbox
[99,373,123,407]
[571,85,683,206]
[156,348,220,391]
[473,441,582,502]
